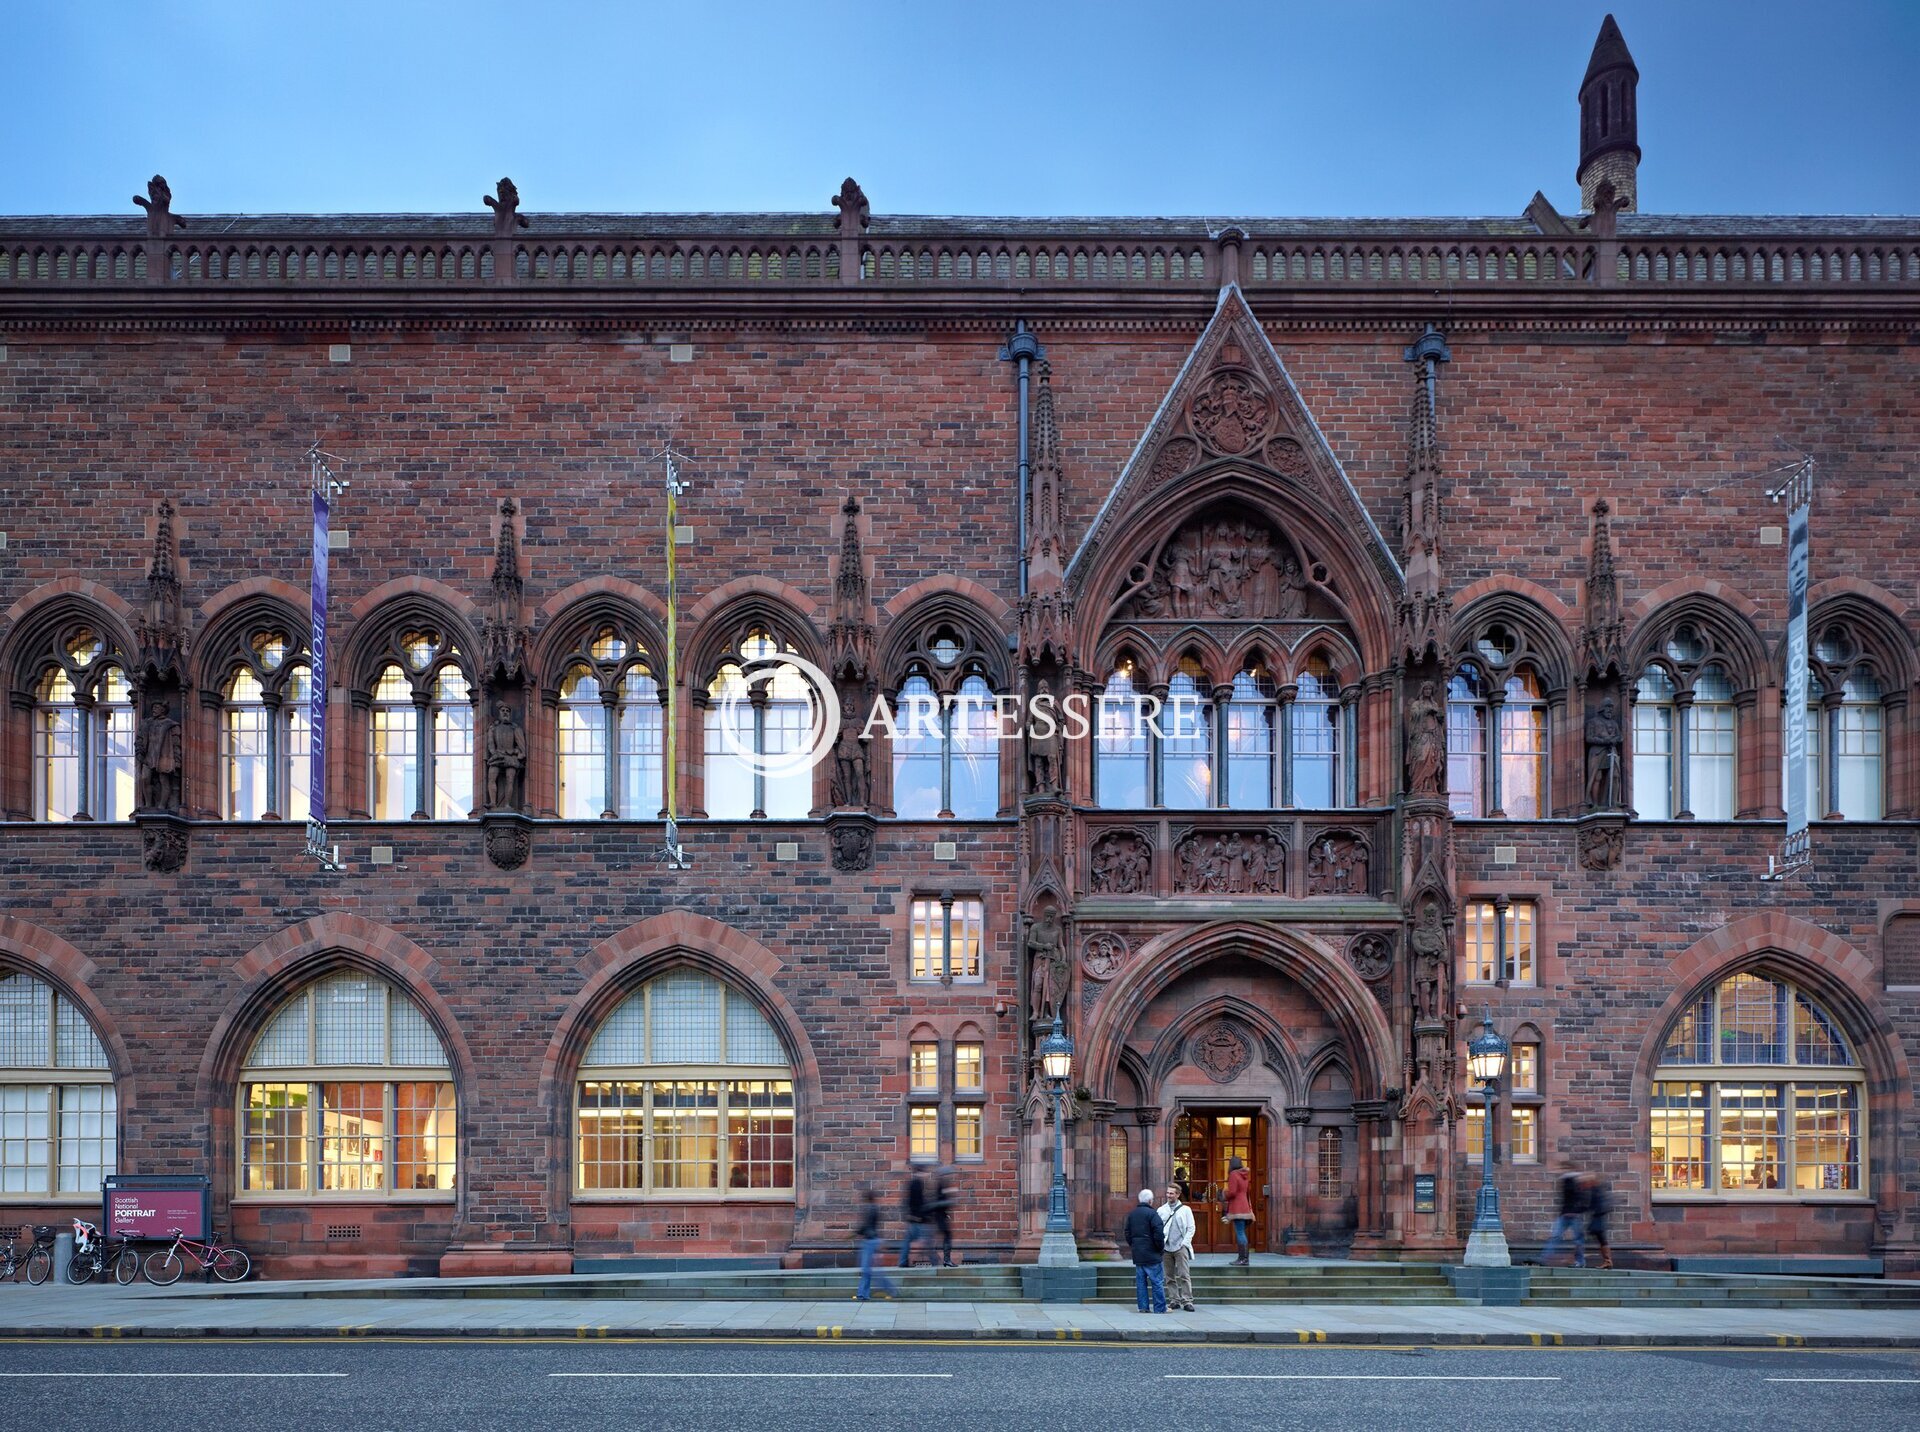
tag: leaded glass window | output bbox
[1651,972,1863,1197]
[575,970,793,1197]
[0,970,116,1197]
[239,973,456,1198]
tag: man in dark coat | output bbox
[1539,1170,1592,1267]
[1122,1188,1168,1313]
[898,1167,931,1268]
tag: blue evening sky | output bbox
[5,1,1916,218]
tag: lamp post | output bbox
[1463,1009,1511,1267]
[1037,1013,1079,1267]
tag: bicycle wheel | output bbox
[25,1247,52,1286]
[210,1246,251,1283]
[64,1250,95,1285]
[114,1245,141,1285]
[143,1248,183,1286]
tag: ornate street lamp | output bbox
[1037,1013,1079,1267]
[1463,1009,1511,1267]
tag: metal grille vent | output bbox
[663,1223,700,1239]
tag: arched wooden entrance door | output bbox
[1172,1107,1270,1253]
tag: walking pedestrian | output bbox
[1159,1181,1197,1311]
[930,1168,958,1267]
[1122,1188,1168,1313]
[1585,1173,1615,1270]
[898,1166,931,1268]
[1223,1155,1253,1267]
[853,1187,896,1301]
[1539,1170,1592,1267]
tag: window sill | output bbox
[0,1194,101,1205]
[1651,1192,1871,1205]
[570,1191,797,1204]
[232,1191,457,1204]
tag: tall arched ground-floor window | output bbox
[575,969,794,1198]
[237,972,457,1199]
[0,970,115,1199]
[1651,971,1865,1198]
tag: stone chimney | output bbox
[1578,14,1640,213]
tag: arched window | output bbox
[1497,666,1549,819]
[1446,664,1488,819]
[30,626,135,823]
[703,627,815,820]
[1794,623,1889,822]
[1094,661,1150,809]
[1160,657,1212,810]
[553,624,664,820]
[891,668,999,820]
[575,969,794,1197]
[1651,971,1864,1198]
[365,628,474,821]
[238,972,457,1198]
[884,615,1003,821]
[211,625,312,822]
[1290,654,1342,809]
[1631,621,1749,821]
[1223,667,1276,809]
[0,970,115,1197]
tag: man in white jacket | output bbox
[1159,1182,1197,1311]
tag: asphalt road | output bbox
[0,1340,1915,1431]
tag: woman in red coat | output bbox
[1223,1156,1253,1267]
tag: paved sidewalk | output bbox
[2,1281,1917,1346]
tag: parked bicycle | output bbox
[64,1219,140,1285]
[6,1226,60,1286]
[143,1226,250,1285]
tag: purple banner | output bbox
[1783,496,1811,847]
[306,487,329,860]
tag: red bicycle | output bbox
[142,1227,251,1285]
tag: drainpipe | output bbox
[999,321,1045,596]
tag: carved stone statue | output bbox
[830,702,870,809]
[484,178,530,235]
[1406,680,1445,797]
[133,175,183,235]
[1585,696,1624,810]
[1025,690,1063,797]
[1027,907,1070,1022]
[485,702,527,811]
[135,698,182,811]
[1410,897,1449,1024]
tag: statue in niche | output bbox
[1585,696,1624,810]
[1406,680,1445,797]
[1410,897,1449,1024]
[135,698,183,811]
[1025,679,1063,796]
[829,700,870,809]
[485,701,527,811]
[1027,907,1070,1022]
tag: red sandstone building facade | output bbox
[3,21,1919,1277]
